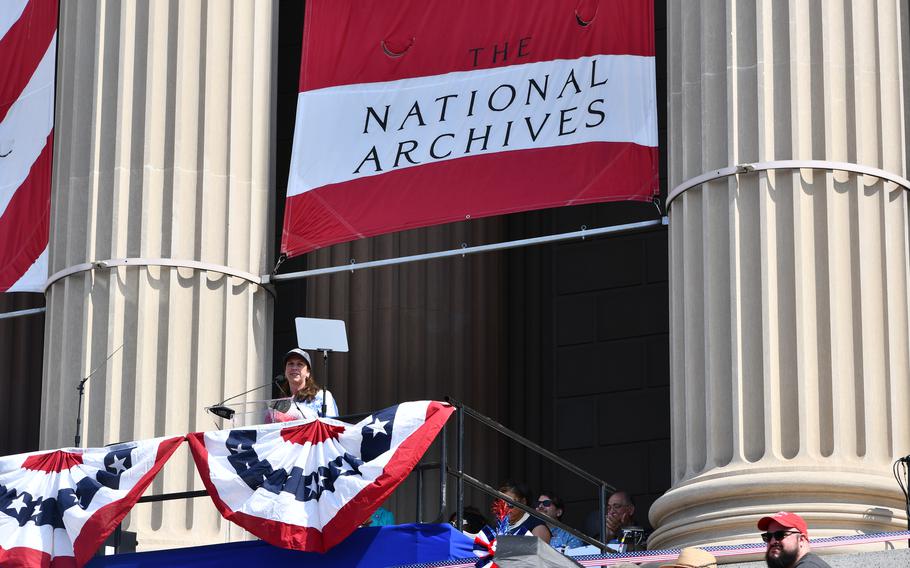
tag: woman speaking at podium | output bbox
[269,348,339,421]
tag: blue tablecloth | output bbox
[88,523,475,568]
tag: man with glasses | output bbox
[584,490,645,550]
[604,491,638,543]
[757,511,831,567]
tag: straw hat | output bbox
[660,547,717,568]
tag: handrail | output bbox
[449,467,608,551]
[137,489,207,504]
[445,396,616,492]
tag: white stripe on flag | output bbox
[6,245,47,293]
[0,34,55,218]
[0,0,29,41]
[288,54,657,197]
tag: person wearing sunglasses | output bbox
[535,491,584,552]
[757,511,831,568]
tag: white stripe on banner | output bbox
[0,0,29,40]
[6,246,47,292]
[0,34,55,218]
[288,54,656,197]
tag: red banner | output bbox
[282,0,657,257]
[0,0,55,292]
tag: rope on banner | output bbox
[666,159,910,210]
[43,257,268,293]
[0,306,46,320]
[268,218,669,283]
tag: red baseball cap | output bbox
[757,511,809,538]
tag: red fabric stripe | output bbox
[300,0,654,91]
[22,450,83,473]
[0,0,57,124]
[281,142,658,256]
[280,421,346,445]
[70,437,184,567]
[0,131,52,291]
[0,546,75,568]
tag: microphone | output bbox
[205,377,285,420]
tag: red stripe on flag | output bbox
[0,0,57,124]
[22,450,83,472]
[282,142,658,256]
[300,0,654,91]
[70,437,184,567]
[281,421,347,445]
[0,546,76,568]
[0,132,52,291]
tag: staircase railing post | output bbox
[456,403,465,530]
[439,422,447,523]
[600,484,608,553]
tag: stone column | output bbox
[649,1,910,548]
[43,1,276,550]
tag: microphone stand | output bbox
[320,349,330,417]
[74,377,88,448]
[74,344,123,448]
[206,377,285,420]
[273,377,308,418]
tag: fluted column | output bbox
[44,1,276,550]
[650,1,910,548]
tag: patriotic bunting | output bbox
[472,525,498,568]
[0,401,453,564]
[187,401,454,553]
[0,0,56,292]
[0,436,183,567]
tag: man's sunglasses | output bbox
[536,499,553,508]
[760,530,801,543]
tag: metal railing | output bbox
[122,400,615,554]
[443,396,613,552]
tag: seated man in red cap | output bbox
[758,511,831,568]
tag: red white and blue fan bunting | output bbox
[187,400,454,553]
[0,436,183,567]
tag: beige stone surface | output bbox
[44,0,277,550]
[650,0,910,549]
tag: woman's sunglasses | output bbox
[536,499,553,508]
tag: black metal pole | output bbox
[74,378,88,447]
[439,422,447,523]
[600,484,608,553]
[456,404,464,530]
[320,349,329,417]
[416,465,423,523]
